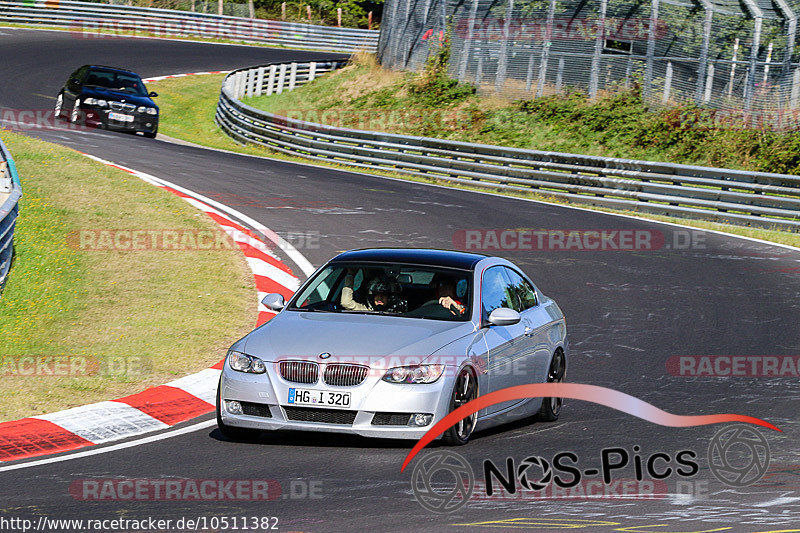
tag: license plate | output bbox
[108,112,134,122]
[288,388,351,408]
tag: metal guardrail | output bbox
[0,0,378,53]
[0,135,22,294]
[216,62,800,232]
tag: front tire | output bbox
[441,366,478,446]
[538,349,566,422]
[215,380,258,441]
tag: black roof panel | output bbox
[330,248,487,270]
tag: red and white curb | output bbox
[0,153,305,463]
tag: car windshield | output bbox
[84,70,148,96]
[288,263,472,321]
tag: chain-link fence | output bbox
[378,0,800,130]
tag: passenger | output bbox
[341,269,406,312]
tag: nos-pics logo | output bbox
[411,424,771,513]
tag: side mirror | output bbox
[261,293,285,311]
[487,308,521,327]
[149,91,158,97]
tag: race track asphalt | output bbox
[1,27,799,532]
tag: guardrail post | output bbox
[457,0,480,81]
[589,0,608,98]
[555,57,564,92]
[0,161,9,194]
[256,67,265,95]
[495,0,514,94]
[246,69,255,98]
[288,63,298,91]
[792,68,800,107]
[741,0,763,109]
[536,0,557,98]
[694,0,713,104]
[525,52,536,92]
[662,61,673,103]
[704,63,715,103]
[266,65,277,96]
[624,57,633,89]
[309,62,317,82]
[644,0,659,101]
[276,64,288,94]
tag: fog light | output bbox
[225,400,243,415]
[409,413,433,427]
[145,123,152,127]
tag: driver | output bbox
[341,269,406,312]
[431,274,467,316]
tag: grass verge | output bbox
[147,67,800,249]
[0,130,255,421]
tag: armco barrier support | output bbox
[0,135,22,294]
[216,61,800,231]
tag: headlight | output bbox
[146,107,157,115]
[138,106,157,115]
[83,98,108,107]
[227,350,266,374]
[382,364,445,384]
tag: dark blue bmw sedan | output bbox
[55,65,159,138]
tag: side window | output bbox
[504,268,538,312]
[481,266,517,318]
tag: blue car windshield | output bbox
[288,263,472,321]
[84,70,148,96]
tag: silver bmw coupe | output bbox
[216,248,568,445]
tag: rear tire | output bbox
[441,366,478,446]
[537,349,566,422]
[215,380,258,441]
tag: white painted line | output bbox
[34,402,168,444]
[0,420,216,473]
[166,368,222,405]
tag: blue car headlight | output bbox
[227,350,266,374]
[382,364,445,384]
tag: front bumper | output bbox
[82,107,159,133]
[219,361,455,440]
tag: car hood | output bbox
[82,86,155,108]
[239,311,476,368]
